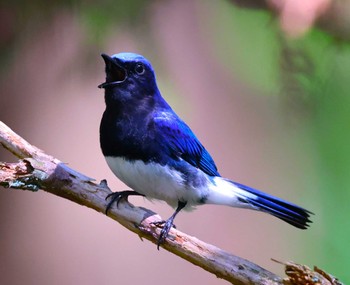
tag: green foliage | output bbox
[210,1,280,94]
[290,32,350,283]
[78,0,147,44]
[311,47,350,283]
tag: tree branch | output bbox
[1,121,339,285]
[0,121,282,284]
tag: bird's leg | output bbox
[152,201,187,250]
[105,190,145,215]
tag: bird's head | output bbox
[99,53,159,106]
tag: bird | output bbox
[98,52,312,249]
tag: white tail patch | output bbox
[206,177,257,209]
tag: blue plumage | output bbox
[153,114,220,177]
[99,52,312,248]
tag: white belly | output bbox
[105,156,207,208]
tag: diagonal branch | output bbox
[0,121,283,284]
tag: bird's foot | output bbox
[151,201,186,249]
[105,190,144,215]
[151,219,176,250]
[151,220,177,229]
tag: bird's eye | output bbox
[134,63,145,75]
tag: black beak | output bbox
[98,53,127,89]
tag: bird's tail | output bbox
[233,181,313,229]
[208,178,313,229]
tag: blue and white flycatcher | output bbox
[98,52,312,248]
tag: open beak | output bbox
[98,53,127,89]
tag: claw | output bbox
[151,220,177,229]
[151,201,187,249]
[151,220,176,248]
[157,220,175,249]
[105,190,144,215]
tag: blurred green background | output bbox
[0,0,348,284]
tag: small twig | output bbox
[272,259,344,285]
[0,121,287,284]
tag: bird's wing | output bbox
[154,114,220,177]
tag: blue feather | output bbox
[231,181,312,229]
[154,113,220,177]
